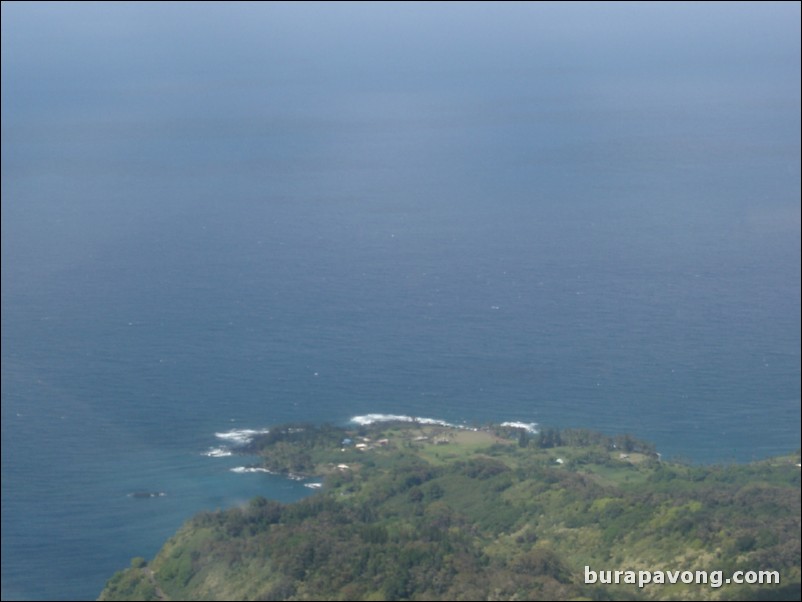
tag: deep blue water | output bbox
[2,4,800,600]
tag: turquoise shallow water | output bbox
[2,3,800,600]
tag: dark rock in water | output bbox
[129,491,166,499]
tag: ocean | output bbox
[1,3,800,600]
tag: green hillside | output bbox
[99,423,801,601]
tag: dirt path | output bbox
[144,568,167,601]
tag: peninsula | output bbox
[100,421,801,601]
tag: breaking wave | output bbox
[499,421,539,434]
[230,466,272,474]
[203,447,233,458]
[350,413,472,429]
[214,428,270,446]
[352,413,537,433]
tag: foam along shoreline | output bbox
[214,428,270,446]
[230,466,272,474]
[229,466,307,482]
[203,447,233,458]
[350,413,473,430]
[351,413,538,434]
[499,421,539,434]
[205,428,271,458]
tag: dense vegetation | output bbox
[100,423,801,601]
